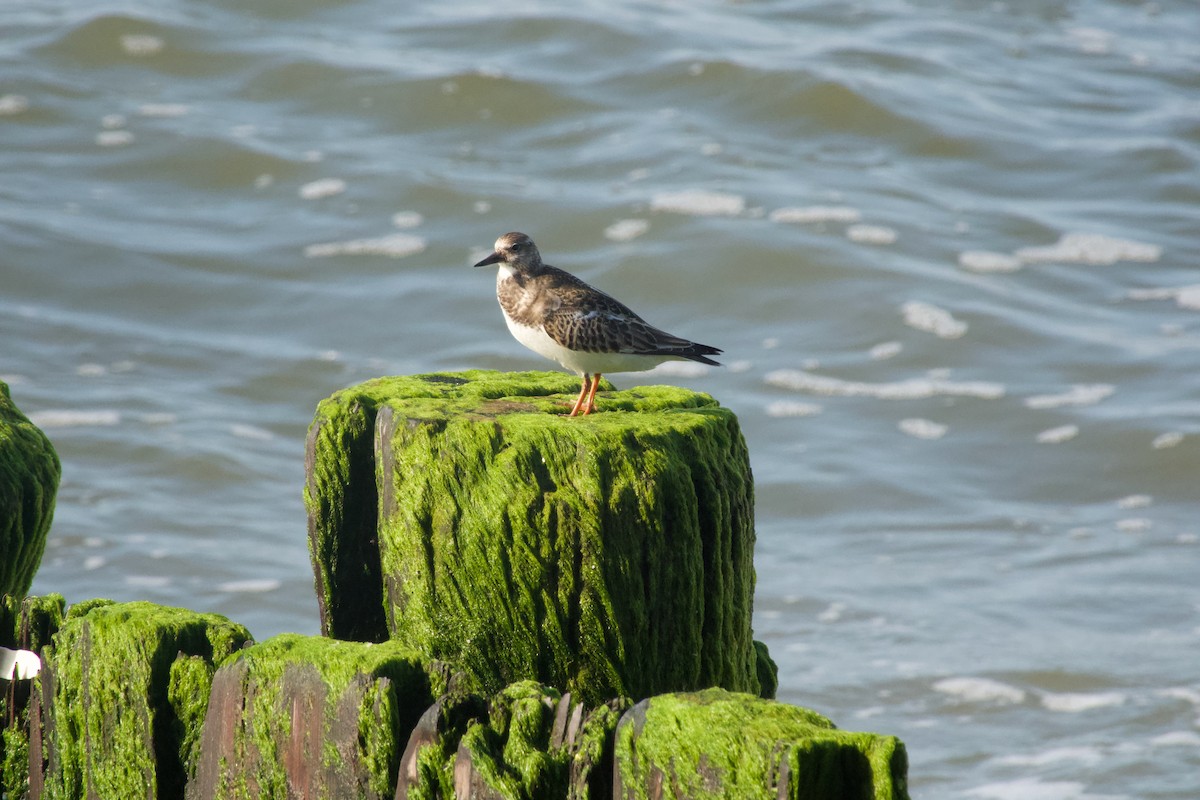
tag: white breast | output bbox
[495,265,673,375]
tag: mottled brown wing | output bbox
[540,267,723,363]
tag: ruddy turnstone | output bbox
[474,231,722,416]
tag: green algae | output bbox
[613,688,910,800]
[169,655,217,786]
[754,639,779,700]
[191,633,436,800]
[44,601,252,800]
[305,370,616,643]
[0,381,60,598]
[305,370,762,704]
[456,681,567,800]
[1,593,66,799]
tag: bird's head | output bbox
[474,231,542,271]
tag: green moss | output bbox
[66,597,116,620]
[397,684,489,800]
[457,681,568,800]
[2,720,30,798]
[309,370,758,704]
[44,601,252,800]
[0,381,61,598]
[197,634,436,800]
[0,592,65,652]
[754,640,779,700]
[1,594,66,800]
[613,689,910,800]
[567,698,629,800]
[169,655,217,786]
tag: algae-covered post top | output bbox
[305,370,775,705]
[0,380,61,599]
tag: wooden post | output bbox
[306,370,770,706]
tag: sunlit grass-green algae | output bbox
[44,600,251,800]
[613,688,910,800]
[304,370,764,704]
[0,380,60,598]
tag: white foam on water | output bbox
[998,746,1104,767]
[764,369,1005,400]
[959,250,1023,273]
[1015,232,1161,265]
[1025,384,1114,409]
[28,409,121,428]
[933,676,1027,705]
[77,363,107,377]
[1150,730,1200,748]
[125,574,171,589]
[869,341,903,360]
[1040,690,1126,713]
[1115,518,1151,532]
[1177,286,1200,310]
[1037,424,1079,444]
[96,130,134,147]
[901,301,968,339]
[231,423,274,441]
[473,200,492,214]
[1116,494,1152,509]
[966,778,1094,800]
[1159,687,1200,707]
[137,103,190,117]
[646,360,710,378]
[120,34,164,56]
[1067,27,1116,55]
[0,94,29,115]
[298,178,346,200]
[899,418,948,439]
[603,219,649,242]
[768,205,862,224]
[766,400,822,418]
[649,189,745,217]
[84,555,106,571]
[391,211,423,228]
[305,233,426,259]
[217,578,282,593]
[1128,284,1200,310]
[1152,432,1184,449]
[847,224,898,245]
[817,602,846,622]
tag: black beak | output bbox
[474,251,503,267]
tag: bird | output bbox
[474,231,722,416]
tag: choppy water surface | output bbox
[3,1,1199,795]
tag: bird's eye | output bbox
[510,241,523,250]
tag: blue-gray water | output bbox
[4,2,1199,796]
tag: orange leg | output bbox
[581,373,601,415]
[568,374,592,417]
